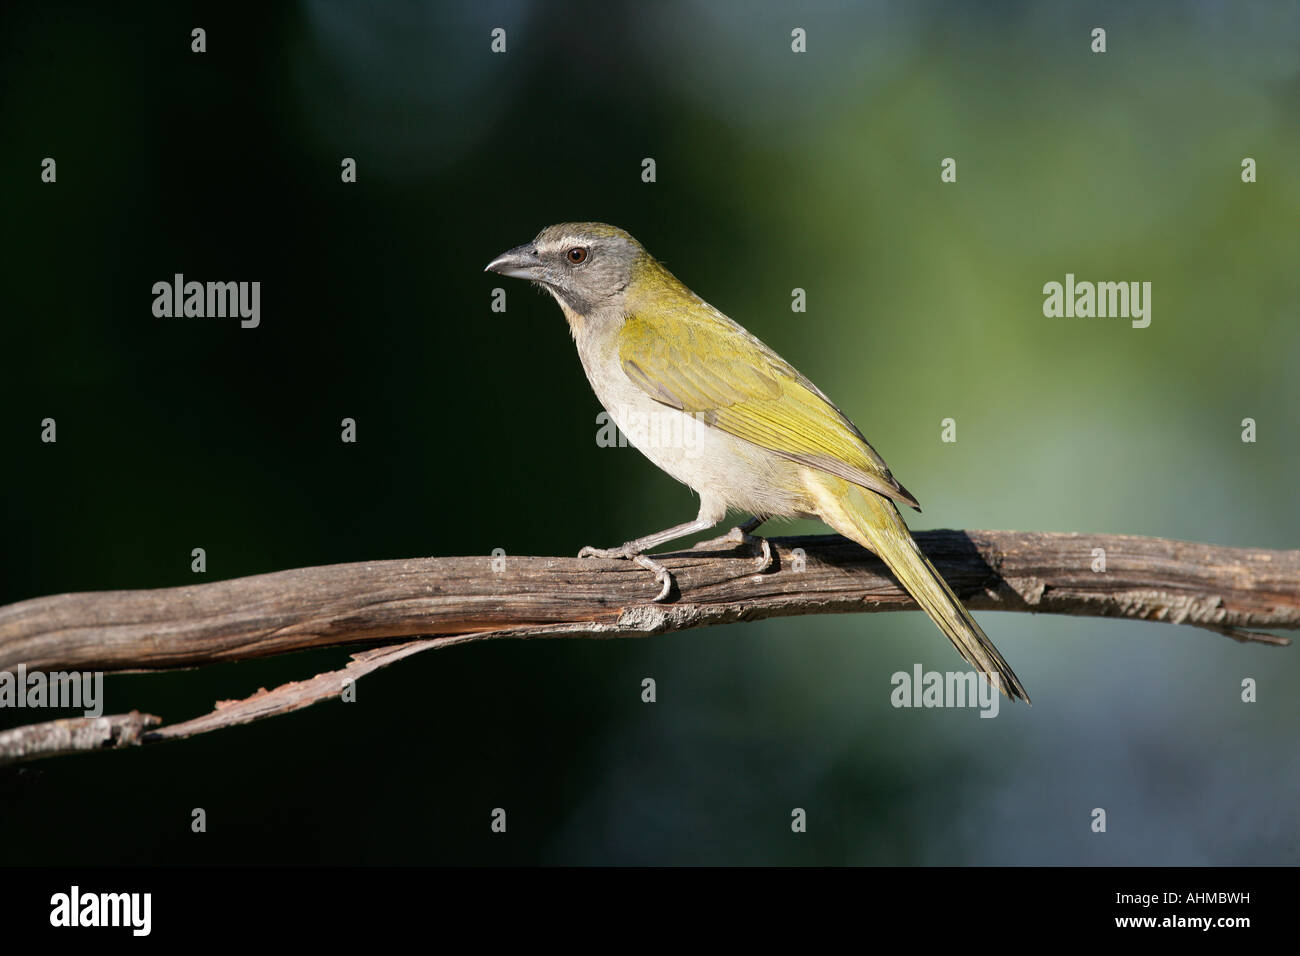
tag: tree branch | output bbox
[0,710,160,764]
[1,531,1294,765]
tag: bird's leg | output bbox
[579,500,726,602]
[691,515,774,573]
[696,514,765,540]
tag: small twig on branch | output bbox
[0,531,1294,766]
[0,710,160,764]
[142,638,444,743]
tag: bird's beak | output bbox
[484,242,542,280]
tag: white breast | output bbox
[570,312,813,520]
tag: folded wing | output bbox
[618,304,920,511]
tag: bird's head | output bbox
[485,222,650,317]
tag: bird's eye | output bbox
[566,246,589,264]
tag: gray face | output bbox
[485,222,646,315]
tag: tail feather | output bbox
[805,474,1030,703]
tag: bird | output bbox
[486,223,1029,702]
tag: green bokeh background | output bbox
[2,0,1297,864]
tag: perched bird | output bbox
[486,223,1028,702]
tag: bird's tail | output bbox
[804,473,1030,703]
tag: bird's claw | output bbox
[692,526,775,574]
[631,554,674,602]
[578,545,675,602]
[578,544,628,560]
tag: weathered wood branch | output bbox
[0,710,161,764]
[0,531,1294,766]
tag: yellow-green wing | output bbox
[618,305,920,510]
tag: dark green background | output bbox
[2,1,1297,864]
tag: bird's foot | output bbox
[692,525,775,574]
[578,545,675,603]
[577,544,631,560]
